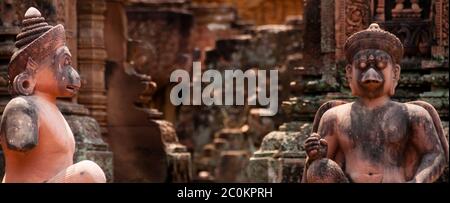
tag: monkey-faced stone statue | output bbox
[0,7,106,183]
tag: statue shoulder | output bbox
[405,100,449,162]
[1,96,39,151]
[313,100,349,133]
[404,101,436,121]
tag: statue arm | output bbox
[302,110,340,183]
[304,110,339,163]
[0,97,39,152]
[317,110,339,160]
[409,107,446,183]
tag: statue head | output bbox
[8,7,80,97]
[344,23,403,99]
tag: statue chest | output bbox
[338,105,410,162]
[37,108,76,155]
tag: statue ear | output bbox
[393,64,401,82]
[389,64,401,96]
[345,64,358,96]
[12,58,37,96]
[345,64,352,81]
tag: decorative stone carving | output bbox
[335,0,371,61]
[432,0,449,57]
[391,0,422,19]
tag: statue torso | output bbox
[330,101,413,182]
[1,96,75,183]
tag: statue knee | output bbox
[75,160,106,183]
[306,158,349,183]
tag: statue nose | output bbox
[74,73,81,87]
[69,67,81,88]
[361,67,383,84]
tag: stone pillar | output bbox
[77,0,108,134]
[321,0,338,88]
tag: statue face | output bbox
[34,46,81,98]
[346,49,400,99]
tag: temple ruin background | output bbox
[0,0,448,182]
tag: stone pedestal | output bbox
[248,122,309,183]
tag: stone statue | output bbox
[302,23,449,183]
[0,7,106,183]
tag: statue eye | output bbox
[64,57,71,66]
[359,62,367,69]
[377,61,386,69]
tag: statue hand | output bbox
[304,133,328,161]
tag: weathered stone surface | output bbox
[155,119,193,182]
[166,152,192,182]
[126,3,193,88]
[215,150,250,182]
[248,122,310,183]
[192,0,304,26]
[206,24,303,70]
[1,0,445,183]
